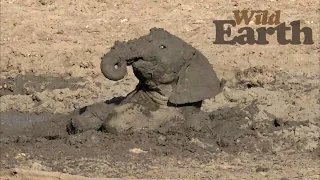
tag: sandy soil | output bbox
[0,0,319,179]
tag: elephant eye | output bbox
[159,45,166,49]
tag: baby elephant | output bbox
[67,27,225,134]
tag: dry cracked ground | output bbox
[0,0,319,179]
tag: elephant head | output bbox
[101,27,225,105]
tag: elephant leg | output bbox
[101,103,147,133]
[66,102,115,134]
[101,102,187,134]
[169,101,203,120]
[67,83,153,134]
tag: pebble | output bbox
[181,5,193,11]
[256,166,270,172]
[15,135,31,143]
[157,135,166,145]
[129,148,148,154]
[120,19,128,23]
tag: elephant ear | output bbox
[168,51,223,105]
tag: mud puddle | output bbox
[0,73,319,178]
[0,74,85,97]
[0,100,316,178]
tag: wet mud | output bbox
[0,92,318,178]
[0,74,84,97]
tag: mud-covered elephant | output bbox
[66,27,225,134]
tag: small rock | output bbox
[56,30,64,34]
[14,153,27,159]
[65,135,80,146]
[217,137,229,148]
[190,138,206,148]
[181,5,193,11]
[256,166,269,172]
[30,162,52,171]
[35,137,47,142]
[157,135,166,145]
[15,135,31,143]
[129,148,148,154]
[120,19,128,23]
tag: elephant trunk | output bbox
[100,51,127,81]
[100,40,141,81]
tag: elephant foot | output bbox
[66,102,113,134]
[66,114,103,134]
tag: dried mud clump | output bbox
[234,66,276,89]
